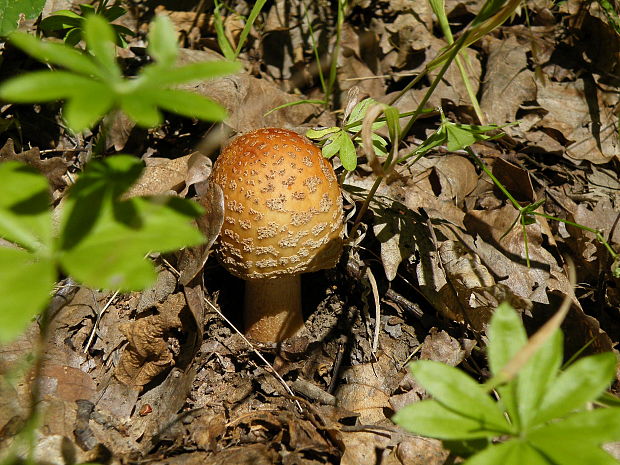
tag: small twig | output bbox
[365,267,381,355]
[84,290,119,353]
[204,298,303,412]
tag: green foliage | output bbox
[393,303,620,465]
[0,14,240,131]
[0,157,205,343]
[40,0,134,47]
[213,0,267,60]
[306,98,389,171]
[0,0,46,36]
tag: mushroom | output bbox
[212,128,344,342]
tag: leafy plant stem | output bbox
[400,41,462,138]
[466,147,522,210]
[534,212,619,260]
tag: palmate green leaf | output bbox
[7,32,101,76]
[0,162,52,252]
[410,361,511,433]
[0,0,46,36]
[393,399,501,440]
[60,196,204,290]
[0,248,55,343]
[533,352,617,424]
[59,155,204,291]
[0,70,99,103]
[464,440,548,465]
[148,15,178,67]
[83,15,121,81]
[153,89,228,122]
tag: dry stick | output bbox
[84,289,119,353]
[365,267,381,356]
[485,259,577,390]
[204,298,303,412]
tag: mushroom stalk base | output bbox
[243,275,304,343]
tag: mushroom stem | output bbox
[243,275,304,342]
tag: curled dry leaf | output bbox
[0,138,68,190]
[114,293,186,387]
[429,155,478,202]
[123,154,192,198]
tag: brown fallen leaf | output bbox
[0,139,68,190]
[114,293,186,387]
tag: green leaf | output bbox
[0,162,52,252]
[528,437,619,465]
[338,131,358,171]
[464,440,548,465]
[322,132,344,159]
[410,361,510,432]
[0,70,98,102]
[234,0,266,57]
[398,125,447,162]
[213,0,235,60]
[60,196,204,290]
[306,127,341,140]
[486,302,527,428]
[63,84,115,131]
[8,33,101,76]
[40,12,83,31]
[446,123,476,151]
[530,408,620,446]
[393,399,501,440]
[516,330,563,428]
[0,247,55,343]
[0,0,46,36]
[143,60,241,87]
[346,98,376,126]
[83,14,121,80]
[120,92,163,128]
[153,89,228,122]
[487,303,527,376]
[534,352,616,424]
[148,15,178,67]
[59,155,204,290]
[102,5,127,22]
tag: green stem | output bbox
[466,148,522,210]
[348,174,384,242]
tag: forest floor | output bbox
[0,0,619,464]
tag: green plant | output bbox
[0,14,240,132]
[40,0,134,47]
[0,0,46,36]
[0,156,205,343]
[394,303,620,464]
[213,0,267,60]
